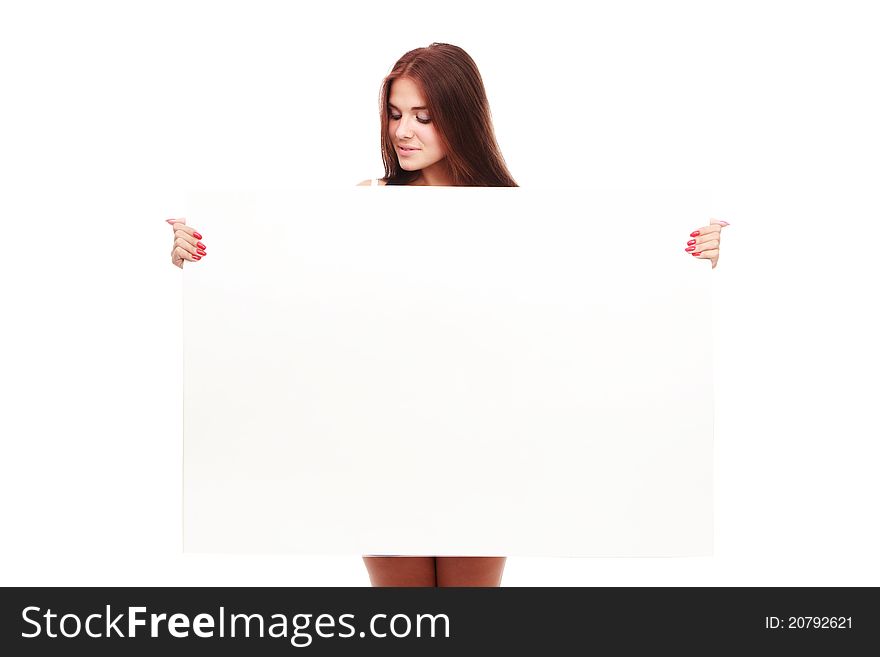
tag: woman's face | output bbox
[388,77,447,173]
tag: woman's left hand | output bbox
[685,218,730,269]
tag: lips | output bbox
[397,145,420,152]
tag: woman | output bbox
[167,43,729,587]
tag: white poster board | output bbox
[183,188,713,557]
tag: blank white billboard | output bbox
[182,188,713,556]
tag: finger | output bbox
[173,229,202,251]
[691,248,718,261]
[693,235,720,248]
[174,245,201,263]
[689,218,729,237]
[689,224,722,237]
[685,236,718,249]
[173,224,198,239]
[176,226,204,244]
[174,237,199,257]
[167,218,204,242]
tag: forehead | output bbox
[388,78,426,106]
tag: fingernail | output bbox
[192,255,201,260]
[197,249,206,255]
[687,239,696,246]
[719,221,730,226]
[193,231,202,239]
[690,230,700,237]
[692,251,701,256]
[685,246,695,252]
[166,219,176,224]
[197,241,205,249]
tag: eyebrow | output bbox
[388,103,428,111]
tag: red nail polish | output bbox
[193,255,201,260]
[692,251,701,256]
[686,246,695,252]
[197,241,205,249]
[194,231,202,239]
[687,239,696,246]
[197,249,206,255]
[690,231,700,237]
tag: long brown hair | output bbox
[379,43,518,187]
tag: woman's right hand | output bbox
[166,218,206,268]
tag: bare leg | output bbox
[362,556,437,587]
[435,557,507,587]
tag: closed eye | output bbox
[389,113,431,124]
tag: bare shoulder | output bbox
[356,178,387,186]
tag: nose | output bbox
[395,114,415,141]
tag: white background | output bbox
[1,0,878,585]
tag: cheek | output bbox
[423,127,443,152]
